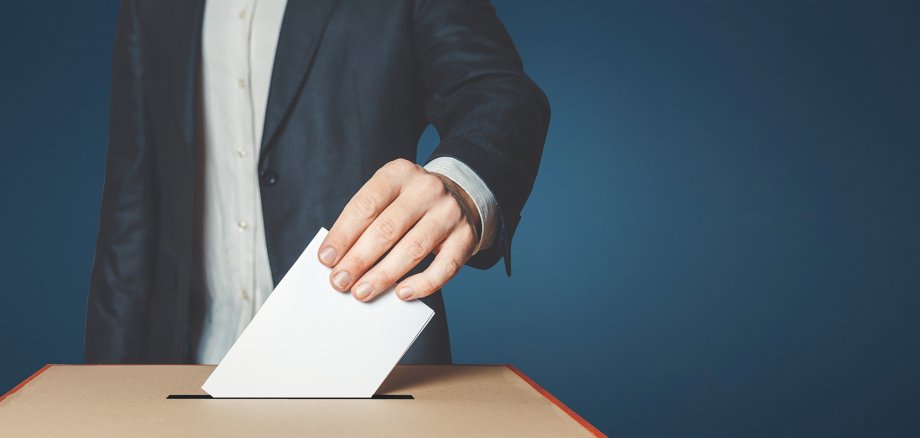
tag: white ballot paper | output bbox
[202,228,434,398]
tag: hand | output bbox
[318,158,480,302]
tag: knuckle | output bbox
[442,258,463,279]
[374,270,394,288]
[373,217,400,241]
[321,234,338,248]
[404,239,428,262]
[352,193,379,219]
[418,275,437,294]
[387,158,414,174]
[421,174,446,193]
[440,200,464,223]
[342,253,369,273]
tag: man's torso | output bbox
[135,0,450,364]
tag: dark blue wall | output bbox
[2,1,918,436]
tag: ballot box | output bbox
[0,364,603,437]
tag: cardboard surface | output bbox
[0,365,602,437]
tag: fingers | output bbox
[318,158,477,303]
[318,159,415,267]
[393,227,476,301]
[330,195,427,293]
[349,213,456,302]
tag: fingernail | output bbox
[355,282,373,299]
[396,286,414,300]
[333,271,351,289]
[319,246,337,265]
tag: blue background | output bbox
[1,1,918,436]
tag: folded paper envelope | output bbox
[202,228,434,398]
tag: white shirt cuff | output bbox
[424,157,498,255]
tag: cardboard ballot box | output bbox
[0,365,603,437]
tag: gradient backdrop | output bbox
[1,1,918,436]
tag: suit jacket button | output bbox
[261,170,279,186]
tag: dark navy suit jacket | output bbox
[85,0,549,364]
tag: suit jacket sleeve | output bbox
[413,0,550,274]
[84,0,155,363]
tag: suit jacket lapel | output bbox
[260,0,342,158]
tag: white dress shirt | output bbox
[196,0,498,364]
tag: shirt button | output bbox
[237,147,247,158]
[238,220,249,230]
[241,289,250,300]
[238,79,246,88]
[238,9,247,20]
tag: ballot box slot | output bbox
[166,394,413,400]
